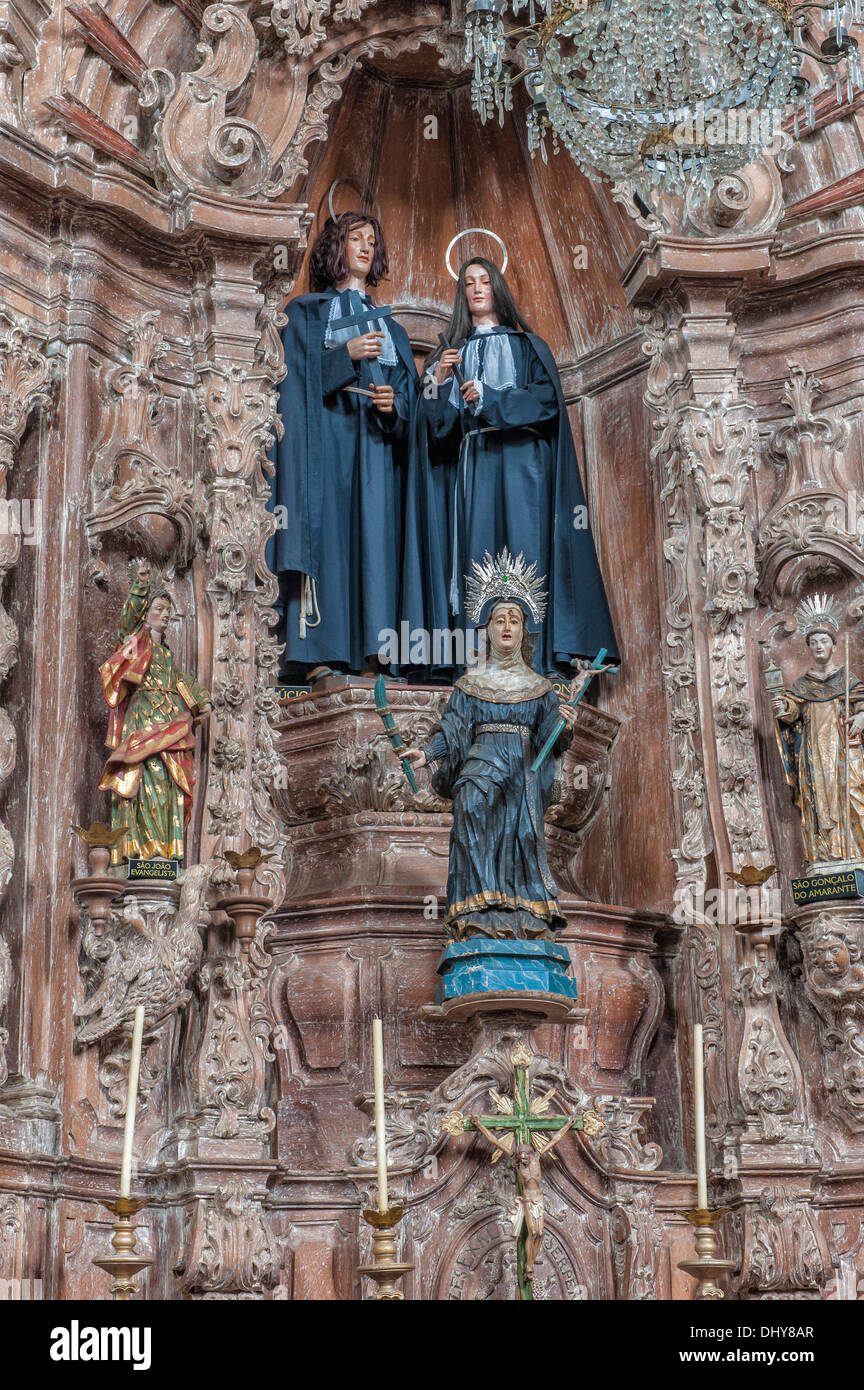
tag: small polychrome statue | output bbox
[272,210,421,681]
[405,249,618,676]
[98,560,211,864]
[405,549,584,939]
[772,592,864,866]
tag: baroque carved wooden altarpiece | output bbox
[0,0,864,1301]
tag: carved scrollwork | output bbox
[196,349,289,904]
[758,362,858,602]
[150,6,274,200]
[682,149,786,238]
[584,1097,662,1172]
[640,307,718,1049]
[178,1178,277,1298]
[742,1187,828,1298]
[85,313,201,573]
[794,907,864,1131]
[267,0,377,57]
[75,867,211,1047]
[192,926,276,1140]
[141,4,449,204]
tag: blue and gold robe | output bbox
[424,678,572,939]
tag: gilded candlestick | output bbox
[358,1206,414,1300]
[678,1208,735,1300]
[92,1196,152,1301]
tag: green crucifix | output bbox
[441,1043,603,1302]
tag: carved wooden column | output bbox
[0,312,51,1097]
[626,157,820,1295]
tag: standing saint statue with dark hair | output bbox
[271,210,421,681]
[99,559,211,864]
[406,253,618,677]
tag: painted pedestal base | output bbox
[435,938,579,1022]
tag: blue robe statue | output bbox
[410,324,619,676]
[423,640,573,940]
[271,288,420,677]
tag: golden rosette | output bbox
[580,1109,605,1138]
[440,1110,466,1137]
[510,1043,534,1070]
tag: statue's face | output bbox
[345,221,376,281]
[816,936,850,978]
[489,604,524,654]
[146,595,172,638]
[464,262,494,318]
[807,629,836,663]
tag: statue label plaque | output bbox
[127,857,180,881]
[791,869,864,905]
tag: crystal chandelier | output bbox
[464,0,863,195]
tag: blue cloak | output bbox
[271,290,424,674]
[407,327,620,676]
[424,682,573,939]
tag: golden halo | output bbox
[445,227,509,281]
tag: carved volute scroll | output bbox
[136,3,450,205]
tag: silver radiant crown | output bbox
[464,548,548,626]
[795,592,843,638]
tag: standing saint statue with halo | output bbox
[404,549,585,941]
[773,593,864,868]
[402,229,618,677]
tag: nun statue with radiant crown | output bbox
[405,549,583,941]
[773,592,864,867]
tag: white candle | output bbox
[693,1022,708,1210]
[372,1016,389,1214]
[119,1005,145,1199]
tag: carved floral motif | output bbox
[195,322,289,904]
[268,0,377,57]
[610,1187,664,1300]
